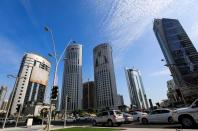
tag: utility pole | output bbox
[87,79,90,110]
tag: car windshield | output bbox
[115,111,122,115]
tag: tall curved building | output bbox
[93,43,118,109]
[61,43,82,111]
[10,53,51,115]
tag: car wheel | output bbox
[168,117,174,123]
[117,123,122,126]
[107,120,113,127]
[181,116,195,128]
[142,118,148,124]
[137,117,140,122]
[92,120,97,126]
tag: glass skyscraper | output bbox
[93,43,118,110]
[153,18,198,103]
[125,68,148,110]
[61,43,83,112]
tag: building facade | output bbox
[10,53,51,115]
[167,80,180,105]
[0,86,7,109]
[93,43,118,110]
[83,81,95,110]
[61,43,82,112]
[153,18,198,103]
[117,94,124,106]
[125,68,149,110]
[1,100,8,110]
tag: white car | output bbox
[65,117,76,122]
[141,109,174,124]
[131,111,147,121]
[172,99,198,128]
[92,110,124,126]
[123,113,133,123]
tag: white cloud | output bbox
[87,0,196,66]
[149,69,170,77]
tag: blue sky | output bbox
[0,0,198,106]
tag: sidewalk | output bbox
[2,125,197,131]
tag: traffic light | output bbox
[51,86,58,99]
[16,104,21,113]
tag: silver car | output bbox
[92,110,124,126]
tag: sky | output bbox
[0,0,198,106]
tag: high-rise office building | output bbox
[10,53,51,115]
[117,94,124,106]
[167,80,181,106]
[1,100,8,110]
[0,86,7,108]
[83,81,95,110]
[61,43,82,112]
[125,68,148,109]
[93,43,118,109]
[153,18,198,103]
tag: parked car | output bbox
[141,109,174,124]
[66,117,76,122]
[25,117,42,125]
[123,113,133,123]
[131,111,147,121]
[172,99,198,128]
[0,118,16,125]
[92,110,124,127]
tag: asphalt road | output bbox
[1,120,197,129]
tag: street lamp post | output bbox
[44,26,71,131]
[64,96,68,127]
[2,75,25,129]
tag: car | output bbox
[123,113,133,123]
[130,111,147,121]
[92,110,124,127]
[65,117,76,122]
[25,117,42,125]
[141,109,174,124]
[0,118,16,125]
[172,99,198,128]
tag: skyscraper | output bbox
[93,43,118,109]
[125,68,148,110]
[0,86,7,109]
[10,53,51,115]
[117,94,124,106]
[153,18,198,103]
[83,81,95,110]
[61,42,82,112]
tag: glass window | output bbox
[194,100,198,107]
[102,111,108,116]
[109,111,114,115]
[169,41,182,50]
[160,110,170,113]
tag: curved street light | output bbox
[2,74,25,129]
[44,26,71,130]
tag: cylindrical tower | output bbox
[93,43,118,110]
[61,43,82,112]
[10,53,51,115]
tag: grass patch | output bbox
[53,127,119,131]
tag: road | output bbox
[1,120,197,130]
